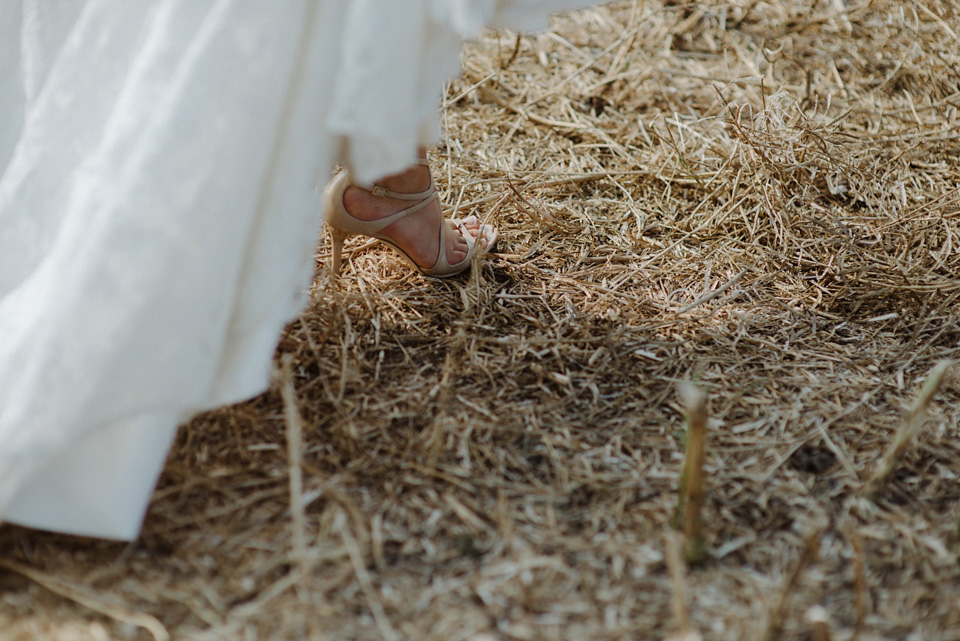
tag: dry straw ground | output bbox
[2,1,960,639]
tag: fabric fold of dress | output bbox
[0,0,594,540]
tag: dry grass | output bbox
[3,1,960,639]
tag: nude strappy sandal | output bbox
[321,159,497,278]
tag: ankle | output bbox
[376,163,431,194]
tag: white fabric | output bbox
[0,0,593,540]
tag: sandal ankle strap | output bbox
[359,158,435,201]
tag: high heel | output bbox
[328,225,349,275]
[321,160,497,278]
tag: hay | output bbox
[3,1,960,639]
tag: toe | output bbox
[459,215,482,238]
[444,220,471,264]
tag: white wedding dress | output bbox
[0,0,592,540]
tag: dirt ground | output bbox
[2,1,960,639]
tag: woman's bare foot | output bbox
[341,151,486,269]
